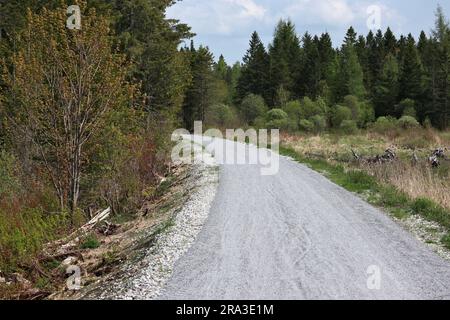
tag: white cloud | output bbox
[167,0,267,36]
[226,0,267,19]
[281,0,356,26]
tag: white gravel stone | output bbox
[96,147,219,300]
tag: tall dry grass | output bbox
[362,161,450,211]
[283,129,450,211]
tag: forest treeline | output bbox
[204,6,450,134]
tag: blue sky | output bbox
[167,0,450,63]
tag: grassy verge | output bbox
[280,145,450,249]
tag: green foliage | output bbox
[0,151,20,198]
[240,94,268,125]
[205,103,237,127]
[398,99,418,118]
[183,45,215,131]
[300,97,328,119]
[423,117,433,129]
[268,19,301,104]
[340,120,358,134]
[310,115,327,133]
[442,233,450,249]
[266,109,288,129]
[299,119,314,132]
[236,31,270,103]
[0,208,69,272]
[235,6,450,129]
[398,116,420,129]
[371,116,398,133]
[331,105,352,127]
[80,234,100,250]
[374,54,399,117]
[412,198,450,229]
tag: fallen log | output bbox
[352,148,397,165]
[45,208,111,254]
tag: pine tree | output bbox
[214,55,228,80]
[399,34,424,113]
[429,5,450,128]
[298,33,321,98]
[236,31,269,103]
[344,27,357,47]
[183,45,215,131]
[356,35,370,89]
[374,54,400,117]
[335,31,366,101]
[366,30,386,96]
[384,27,398,57]
[268,19,301,105]
[318,32,335,81]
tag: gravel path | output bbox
[157,136,450,300]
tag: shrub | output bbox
[205,103,237,127]
[0,151,21,199]
[0,208,68,272]
[299,119,314,132]
[300,97,328,119]
[398,116,420,129]
[80,234,100,249]
[340,120,358,134]
[359,101,376,127]
[282,100,302,131]
[331,105,352,128]
[423,117,433,129]
[398,99,417,119]
[240,94,268,125]
[371,116,398,133]
[310,115,327,133]
[266,109,288,129]
[343,95,361,120]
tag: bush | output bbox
[299,119,314,132]
[340,120,358,134]
[342,95,375,127]
[423,117,433,129]
[343,95,361,120]
[240,94,268,125]
[300,97,327,119]
[371,116,398,133]
[205,103,237,127]
[310,115,327,133]
[0,151,21,199]
[80,234,100,249]
[0,208,68,272]
[331,105,352,128]
[282,100,302,131]
[359,101,376,127]
[266,109,288,129]
[398,116,420,129]
[398,99,417,119]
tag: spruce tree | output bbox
[236,31,270,103]
[298,33,321,98]
[374,54,400,117]
[399,34,424,112]
[268,19,301,105]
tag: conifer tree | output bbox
[236,31,269,103]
